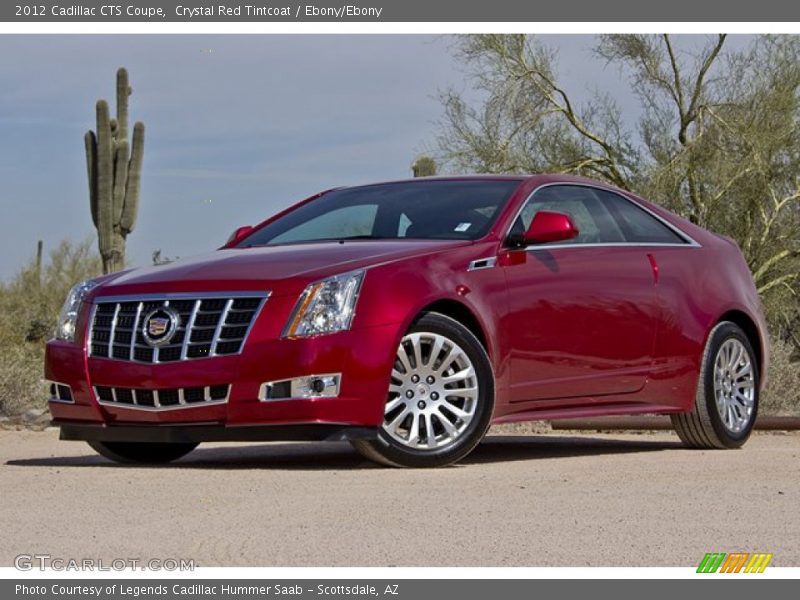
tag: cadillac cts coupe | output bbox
[46,175,767,467]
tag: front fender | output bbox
[351,242,510,407]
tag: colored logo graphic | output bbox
[141,307,180,347]
[697,553,773,573]
[148,317,170,338]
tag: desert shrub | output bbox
[0,239,101,416]
[762,337,800,416]
[0,344,44,416]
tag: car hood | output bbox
[95,240,470,298]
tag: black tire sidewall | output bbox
[702,323,759,448]
[370,313,495,467]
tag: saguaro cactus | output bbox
[84,68,145,274]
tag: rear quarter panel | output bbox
[647,234,768,410]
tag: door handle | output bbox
[646,253,659,285]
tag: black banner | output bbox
[2,0,799,22]
[5,579,798,600]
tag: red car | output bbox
[46,175,767,467]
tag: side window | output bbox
[269,205,378,244]
[398,213,412,237]
[513,185,625,244]
[596,190,687,244]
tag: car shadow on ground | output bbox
[6,434,682,471]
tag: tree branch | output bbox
[758,272,800,295]
[662,34,687,122]
[752,248,800,283]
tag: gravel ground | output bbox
[1,428,798,567]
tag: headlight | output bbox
[283,270,365,338]
[55,279,99,342]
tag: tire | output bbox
[351,312,495,467]
[88,441,199,464]
[671,321,759,449]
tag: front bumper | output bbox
[56,421,378,444]
[45,314,403,436]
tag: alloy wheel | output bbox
[713,338,755,434]
[383,332,479,450]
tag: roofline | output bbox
[330,174,530,190]
[328,173,648,191]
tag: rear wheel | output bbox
[671,321,759,449]
[88,441,199,464]
[351,313,494,467]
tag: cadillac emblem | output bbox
[142,307,180,347]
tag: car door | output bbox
[591,187,700,408]
[503,184,659,402]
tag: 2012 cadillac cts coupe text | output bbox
[46,175,768,467]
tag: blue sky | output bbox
[0,35,743,279]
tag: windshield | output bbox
[239,180,522,247]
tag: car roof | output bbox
[334,173,622,191]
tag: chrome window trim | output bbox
[504,181,702,249]
[93,385,230,412]
[87,291,270,364]
[524,242,696,250]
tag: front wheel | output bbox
[671,321,759,449]
[88,441,199,464]
[351,313,495,467]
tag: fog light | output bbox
[46,380,74,403]
[309,378,326,394]
[260,373,341,401]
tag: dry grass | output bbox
[762,337,800,416]
[0,239,101,416]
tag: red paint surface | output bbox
[46,174,768,431]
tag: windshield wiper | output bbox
[335,235,389,241]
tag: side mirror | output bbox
[225,225,254,247]
[523,210,579,245]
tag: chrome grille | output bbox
[94,384,230,410]
[89,293,268,363]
